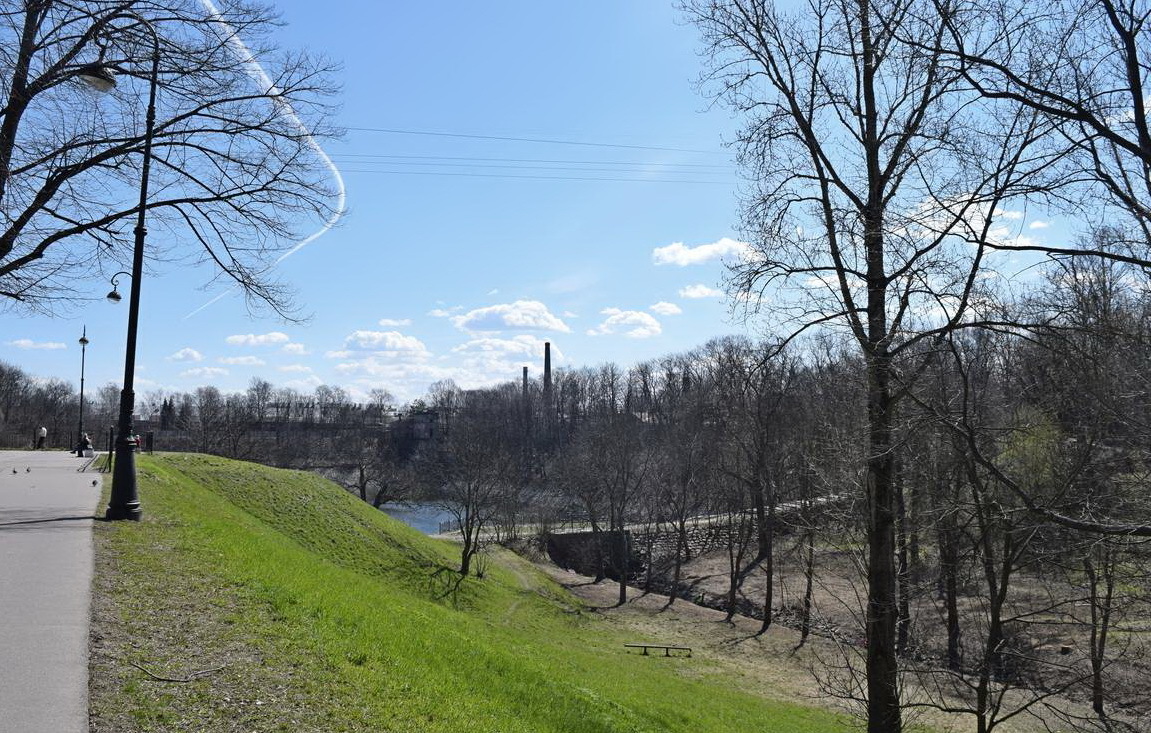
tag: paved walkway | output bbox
[0,450,102,733]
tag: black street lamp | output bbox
[79,14,161,521]
[77,327,89,446]
[106,271,130,303]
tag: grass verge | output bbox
[89,453,854,732]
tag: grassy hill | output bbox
[89,453,852,732]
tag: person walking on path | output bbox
[35,426,47,449]
[0,450,101,733]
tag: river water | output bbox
[379,503,455,534]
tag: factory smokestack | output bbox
[543,342,552,396]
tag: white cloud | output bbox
[427,308,455,318]
[6,339,65,350]
[345,330,431,357]
[218,356,266,366]
[1029,220,1050,230]
[452,335,558,378]
[324,350,353,359]
[281,343,310,355]
[451,300,571,333]
[994,208,1025,221]
[652,237,751,266]
[991,231,1040,249]
[377,318,412,327]
[278,364,313,374]
[587,308,662,338]
[451,334,552,358]
[679,284,722,299]
[650,301,682,316]
[225,331,290,347]
[281,374,325,391]
[487,288,500,296]
[167,348,203,362]
[180,367,229,379]
[334,357,453,382]
[342,339,556,401]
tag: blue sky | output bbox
[3,1,762,403]
[1,0,1065,405]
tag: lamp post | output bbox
[77,327,89,448]
[79,14,161,521]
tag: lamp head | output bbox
[76,64,117,93]
[107,272,129,303]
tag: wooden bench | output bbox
[624,643,692,657]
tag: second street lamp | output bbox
[77,327,89,449]
[79,14,161,521]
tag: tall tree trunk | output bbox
[1084,548,1115,720]
[758,484,776,634]
[459,526,474,577]
[726,539,739,622]
[862,205,901,727]
[643,524,656,593]
[908,467,922,579]
[861,0,901,718]
[617,528,629,605]
[751,451,771,562]
[669,519,688,605]
[895,464,912,656]
[371,481,389,509]
[799,527,815,647]
[864,339,900,730]
[586,514,606,582]
[864,393,901,733]
[938,507,962,671]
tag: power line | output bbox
[331,159,733,176]
[346,126,723,155]
[332,153,732,170]
[337,168,735,184]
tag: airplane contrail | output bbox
[184,0,348,319]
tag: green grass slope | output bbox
[89,453,851,732]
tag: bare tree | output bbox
[0,0,340,313]
[428,387,519,576]
[705,336,796,632]
[935,0,1151,253]
[683,0,1053,727]
[578,364,655,605]
[643,355,714,605]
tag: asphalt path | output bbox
[0,450,102,733]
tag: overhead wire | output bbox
[346,126,724,155]
[332,152,731,170]
[334,168,734,184]
[335,130,735,183]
